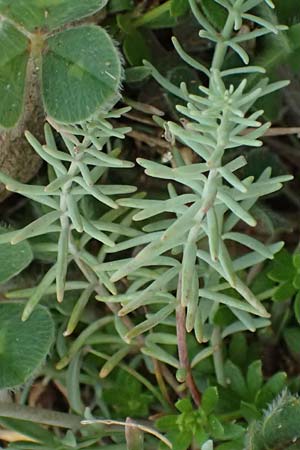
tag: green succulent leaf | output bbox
[293,273,300,289]
[268,249,297,301]
[202,387,219,415]
[42,25,121,122]
[268,249,295,283]
[0,0,108,32]
[247,361,263,399]
[175,398,193,413]
[0,229,33,283]
[208,415,224,439]
[0,20,29,128]
[156,415,178,432]
[0,302,54,389]
[293,253,300,269]
[224,360,248,399]
[256,372,287,408]
[222,423,245,441]
[273,281,296,302]
[172,431,192,450]
[240,401,261,422]
[229,333,248,367]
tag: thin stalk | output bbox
[176,276,201,406]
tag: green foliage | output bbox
[0,108,136,320]
[103,371,153,418]
[0,227,33,283]
[0,0,121,127]
[0,301,54,389]
[101,0,292,379]
[200,0,227,30]
[155,360,291,450]
[0,0,108,31]
[170,0,189,19]
[268,249,300,323]
[0,0,298,449]
[268,249,299,301]
[223,359,287,416]
[42,25,121,122]
[156,390,244,450]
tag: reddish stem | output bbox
[176,276,201,406]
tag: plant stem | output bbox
[211,2,237,71]
[0,403,81,429]
[176,276,201,406]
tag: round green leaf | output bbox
[42,25,122,123]
[0,0,108,32]
[0,302,54,389]
[0,21,29,128]
[0,231,33,283]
